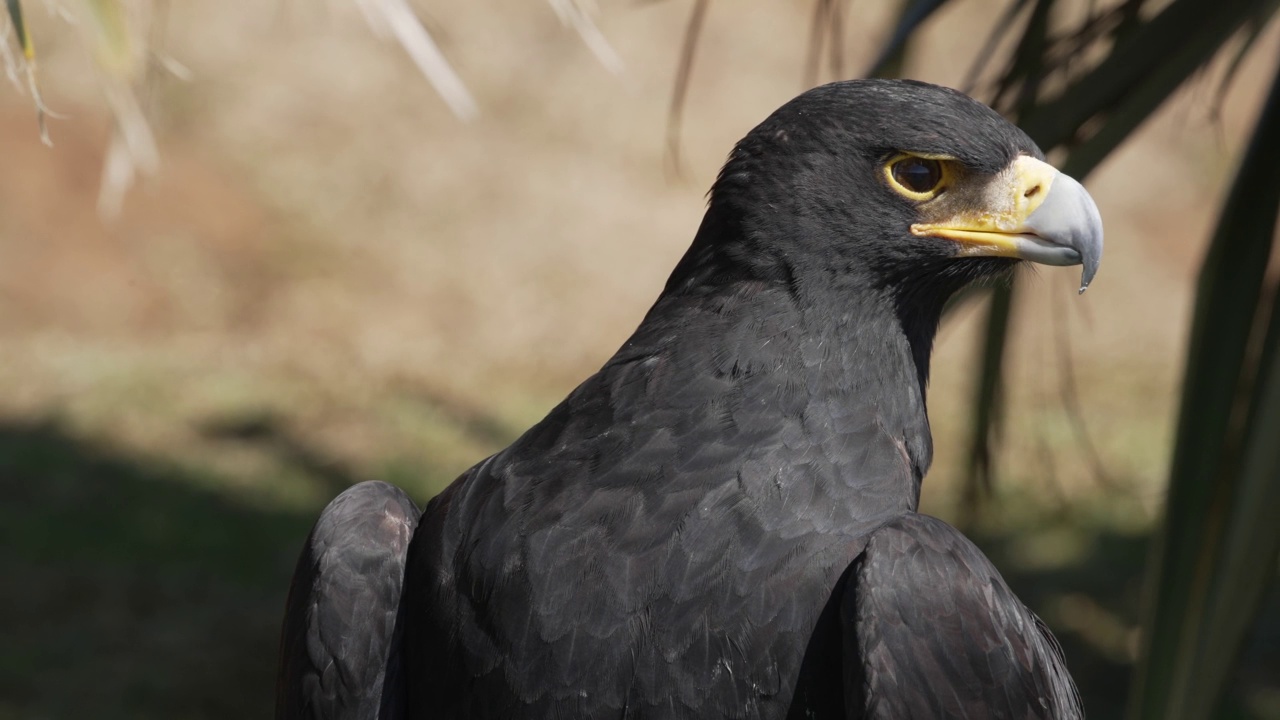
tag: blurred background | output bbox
[2,1,1278,718]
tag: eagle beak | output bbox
[910,156,1104,293]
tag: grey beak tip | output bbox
[1079,257,1099,293]
[1026,171,1104,295]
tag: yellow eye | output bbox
[886,155,947,199]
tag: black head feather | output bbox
[676,81,1038,278]
[663,79,1040,386]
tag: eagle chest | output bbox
[444,479,862,719]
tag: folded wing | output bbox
[276,481,420,720]
[844,512,1081,719]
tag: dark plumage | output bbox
[277,482,419,720]
[277,79,1100,719]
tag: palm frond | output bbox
[954,0,1274,516]
[864,0,950,78]
[547,0,624,75]
[664,0,710,175]
[3,0,637,213]
[78,0,159,216]
[1019,0,1266,149]
[348,0,477,120]
[3,0,52,144]
[1126,60,1280,720]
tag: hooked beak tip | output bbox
[1023,171,1104,293]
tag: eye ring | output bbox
[885,155,947,200]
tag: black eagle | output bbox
[277,79,1103,720]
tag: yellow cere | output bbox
[908,155,1060,252]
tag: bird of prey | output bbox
[276,79,1103,720]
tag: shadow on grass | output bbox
[1,417,1276,719]
[0,418,337,719]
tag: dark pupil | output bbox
[894,158,941,193]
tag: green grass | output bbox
[0,417,450,719]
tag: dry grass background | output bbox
[2,0,1275,506]
[2,0,1279,716]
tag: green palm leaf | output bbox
[1127,61,1280,720]
[3,0,50,144]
